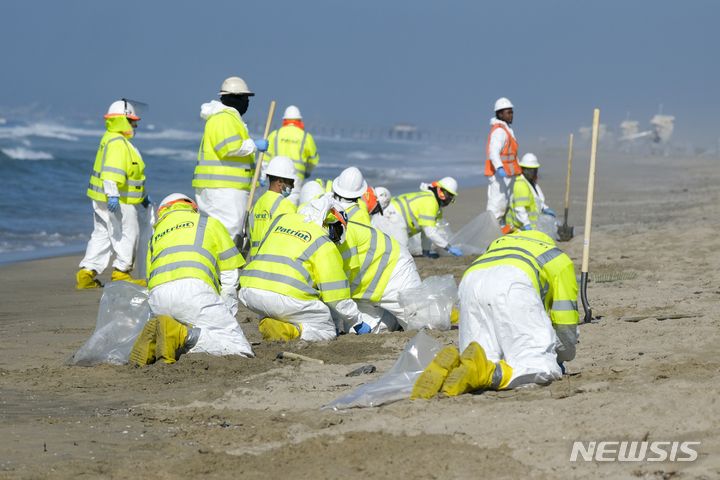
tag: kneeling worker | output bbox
[248,156,297,259]
[130,194,253,365]
[239,195,372,341]
[412,231,578,398]
[379,178,463,258]
[505,153,555,232]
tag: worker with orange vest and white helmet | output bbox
[485,97,520,229]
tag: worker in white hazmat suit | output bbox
[77,99,151,289]
[485,97,520,232]
[129,194,253,365]
[369,186,393,231]
[411,231,579,399]
[505,153,556,232]
[378,178,463,258]
[192,77,269,242]
[239,195,373,341]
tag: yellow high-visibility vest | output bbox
[240,213,350,303]
[337,221,400,302]
[390,191,440,236]
[87,116,145,204]
[464,231,578,325]
[148,204,245,294]
[266,125,318,180]
[506,174,540,230]
[345,203,371,227]
[193,109,255,190]
[249,190,296,259]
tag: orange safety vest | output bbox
[485,123,520,176]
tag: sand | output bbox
[1,147,719,479]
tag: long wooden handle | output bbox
[246,101,276,213]
[581,110,600,274]
[564,133,573,212]
[278,351,325,365]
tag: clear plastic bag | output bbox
[398,274,458,331]
[535,213,560,241]
[66,282,151,366]
[448,211,502,255]
[321,331,444,410]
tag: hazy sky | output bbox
[1,1,717,146]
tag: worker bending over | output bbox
[411,231,578,399]
[129,194,253,366]
[379,178,463,258]
[239,195,372,341]
[77,100,150,289]
[261,105,319,206]
[506,153,555,232]
[299,178,332,206]
[485,97,520,230]
[331,167,375,226]
[248,156,297,259]
[192,77,269,242]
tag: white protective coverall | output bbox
[80,182,142,274]
[486,117,517,221]
[239,195,373,341]
[194,101,258,240]
[149,277,253,357]
[458,265,576,388]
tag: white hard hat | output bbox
[332,167,368,199]
[494,97,514,112]
[218,77,254,96]
[436,177,458,196]
[105,100,140,120]
[157,193,197,216]
[375,187,391,210]
[282,105,302,119]
[519,153,539,168]
[299,181,325,206]
[265,156,296,179]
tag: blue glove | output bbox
[497,167,507,178]
[354,322,371,335]
[254,139,269,152]
[448,246,463,257]
[523,224,532,231]
[558,362,565,374]
[259,178,267,187]
[107,197,120,213]
[544,208,556,217]
[141,196,152,208]
[422,251,439,259]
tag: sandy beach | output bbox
[2,147,719,479]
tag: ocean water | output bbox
[0,121,486,265]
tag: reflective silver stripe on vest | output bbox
[360,231,393,300]
[514,196,531,202]
[218,245,240,261]
[490,363,504,389]
[536,248,563,267]
[499,155,515,160]
[126,179,145,187]
[269,196,284,216]
[251,241,260,247]
[472,253,543,301]
[197,159,256,169]
[214,134,243,151]
[351,228,378,292]
[150,260,219,291]
[193,173,254,183]
[418,214,436,221]
[118,190,144,198]
[341,246,358,261]
[101,165,128,178]
[396,198,419,233]
[88,183,104,194]
[252,254,312,283]
[256,214,285,253]
[317,279,349,292]
[551,300,578,312]
[241,270,318,296]
[347,206,360,219]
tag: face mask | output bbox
[281,186,293,198]
[221,95,249,115]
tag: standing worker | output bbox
[129,194,253,365]
[261,105,319,206]
[378,178,463,258]
[411,231,578,399]
[76,99,150,289]
[486,97,520,231]
[506,153,556,232]
[192,77,269,242]
[248,156,297,259]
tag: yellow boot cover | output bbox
[410,346,460,400]
[129,317,158,366]
[450,309,460,324]
[76,269,101,290]
[111,270,148,287]
[258,318,301,342]
[155,315,188,364]
[441,341,496,396]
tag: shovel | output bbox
[580,110,600,324]
[558,133,575,241]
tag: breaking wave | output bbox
[144,147,198,161]
[1,147,53,160]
